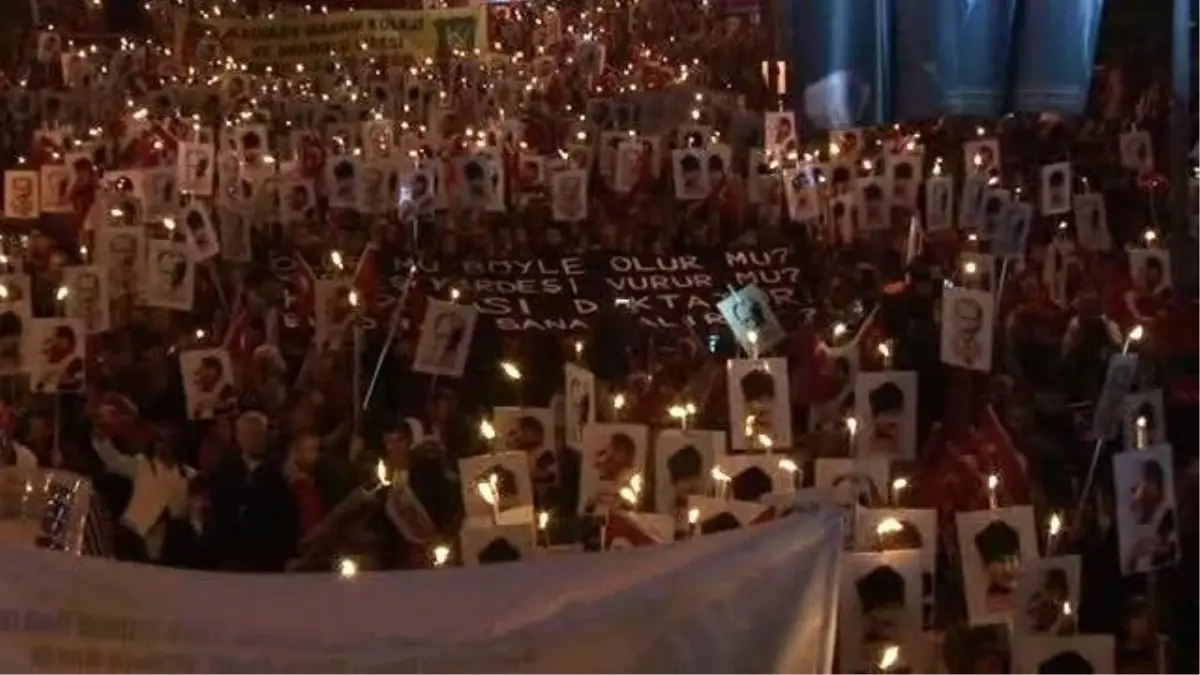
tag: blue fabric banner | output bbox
[1011,0,1105,115]
[890,0,950,122]
[786,0,891,131]
[942,0,1020,117]
[787,0,1104,123]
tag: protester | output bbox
[208,411,297,571]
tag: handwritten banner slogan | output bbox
[409,248,809,332]
[198,7,487,64]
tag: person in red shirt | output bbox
[285,432,326,540]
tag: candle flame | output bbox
[1048,512,1062,537]
[337,557,358,579]
[876,517,903,536]
[832,322,847,339]
[618,486,639,505]
[778,458,799,474]
[1128,325,1144,343]
[687,507,701,525]
[432,545,451,567]
[710,466,731,483]
[375,460,390,486]
[537,511,550,531]
[846,417,859,436]
[892,477,909,492]
[612,393,626,411]
[476,473,499,506]
[987,474,999,491]
[479,419,496,441]
[879,645,899,671]
[500,361,522,380]
[629,473,643,494]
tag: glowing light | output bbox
[500,361,522,381]
[876,518,903,536]
[476,474,499,506]
[1048,513,1062,538]
[879,645,900,671]
[432,545,451,567]
[337,558,358,579]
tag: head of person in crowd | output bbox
[382,418,414,470]
[150,425,180,465]
[235,411,270,460]
[286,432,320,480]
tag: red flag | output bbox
[351,242,382,313]
[915,404,1030,546]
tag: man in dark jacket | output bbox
[208,411,297,571]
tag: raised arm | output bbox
[90,433,138,480]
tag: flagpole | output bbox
[362,259,420,412]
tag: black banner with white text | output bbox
[392,248,812,332]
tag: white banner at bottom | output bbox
[0,509,842,674]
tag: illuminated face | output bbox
[193,364,221,392]
[1132,476,1163,524]
[954,298,983,337]
[596,441,634,481]
[157,251,185,290]
[11,178,33,212]
[185,150,208,178]
[870,411,902,454]
[985,555,1019,591]
[42,332,72,363]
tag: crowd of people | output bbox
[0,0,1195,672]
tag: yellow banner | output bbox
[198,7,487,64]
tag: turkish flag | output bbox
[914,404,1031,544]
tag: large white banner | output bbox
[0,510,841,674]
